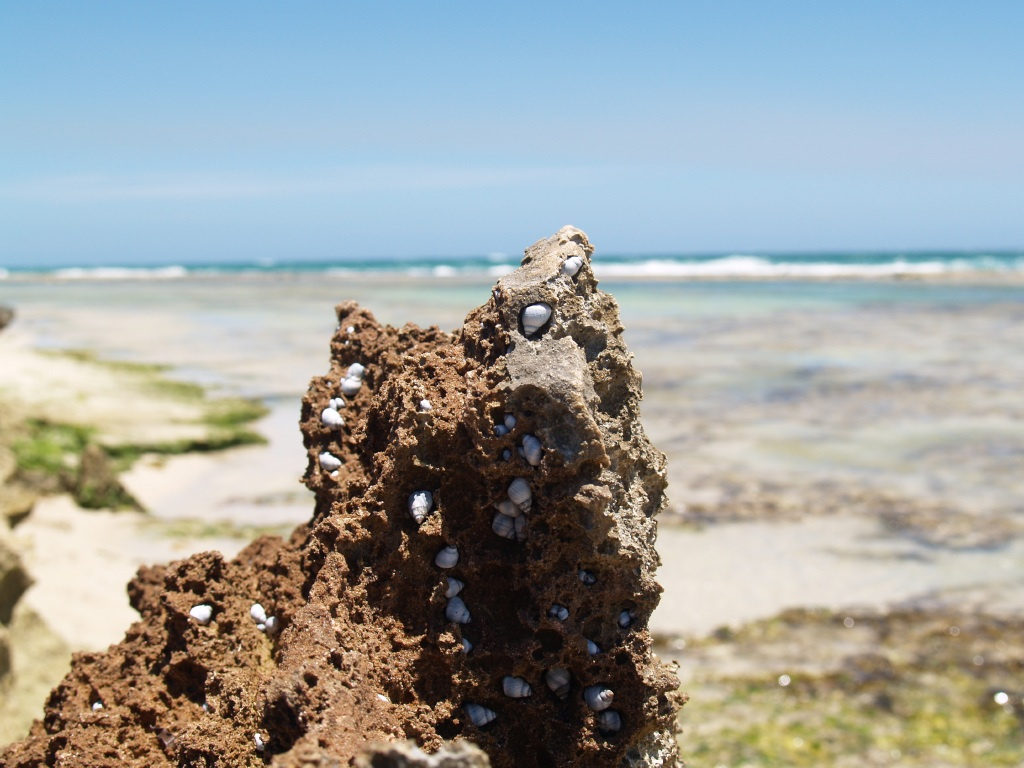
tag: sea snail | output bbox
[445,577,464,598]
[408,490,433,525]
[492,512,516,539]
[584,685,614,711]
[548,604,569,622]
[321,407,344,428]
[502,676,533,698]
[494,498,521,518]
[562,255,584,277]
[340,363,365,396]
[521,303,553,336]
[514,515,528,542]
[545,668,571,698]
[318,452,342,472]
[464,703,497,727]
[189,604,213,624]
[597,710,622,733]
[446,596,471,624]
[507,477,532,509]
[521,434,542,466]
[435,545,459,569]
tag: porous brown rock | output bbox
[0,227,682,767]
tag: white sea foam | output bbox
[592,256,975,279]
[51,265,188,280]
[0,268,8,280]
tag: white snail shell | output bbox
[346,363,366,380]
[445,577,464,598]
[189,604,213,624]
[514,515,528,542]
[586,639,601,655]
[419,399,432,412]
[263,616,279,634]
[545,668,571,698]
[493,424,509,437]
[492,512,516,539]
[464,703,497,727]
[501,449,512,461]
[435,545,459,569]
[250,603,268,624]
[578,570,597,585]
[503,414,517,430]
[597,710,622,733]
[584,685,614,711]
[562,256,584,277]
[318,452,342,471]
[521,434,542,466]
[330,396,347,410]
[502,676,533,698]
[494,498,521,518]
[461,638,473,653]
[340,376,362,396]
[507,477,532,509]
[521,303,553,336]
[619,609,636,628]
[446,596,471,624]
[548,604,569,621]
[321,407,345,428]
[408,490,433,525]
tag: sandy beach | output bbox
[2,270,1023,761]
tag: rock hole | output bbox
[262,695,306,755]
[164,659,207,704]
[536,629,564,654]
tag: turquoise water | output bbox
[2,249,1023,280]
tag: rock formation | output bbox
[0,227,682,767]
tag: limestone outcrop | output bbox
[0,227,682,767]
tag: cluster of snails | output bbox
[463,672,622,733]
[187,601,279,636]
[432,545,474,643]
[317,362,368,478]
[491,477,531,541]
[488,411,543,543]
[517,252,583,338]
[340,361,365,396]
[249,602,279,634]
[493,412,543,468]
[414,252,631,738]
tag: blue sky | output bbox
[2,1,1023,266]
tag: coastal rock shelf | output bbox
[1,227,682,767]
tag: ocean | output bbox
[2,249,1023,281]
